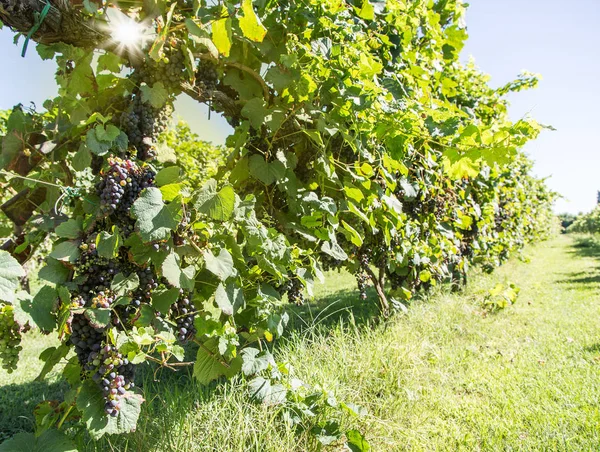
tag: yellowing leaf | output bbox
[212,17,232,57]
[357,0,375,20]
[239,0,267,42]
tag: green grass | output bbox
[2,234,600,450]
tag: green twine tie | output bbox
[21,1,52,58]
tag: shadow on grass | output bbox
[0,380,68,441]
[557,236,600,288]
[1,280,378,449]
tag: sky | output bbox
[0,0,598,213]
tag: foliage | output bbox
[567,208,600,234]
[0,0,555,449]
[163,121,229,187]
[558,212,577,232]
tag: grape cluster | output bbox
[97,157,155,220]
[0,304,23,373]
[282,277,304,305]
[171,290,196,343]
[121,96,172,161]
[87,344,135,416]
[137,38,187,92]
[196,60,219,92]
[355,272,370,300]
[70,314,105,363]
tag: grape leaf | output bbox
[38,258,70,284]
[346,429,371,452]
[239,0,267,42]
[212,17,232,57]
[15,286,57,331]
[240,348,272,376]
[193,337,229,385]
[49,241,81,264]
[36,345,70,382]
[96,227,120,259]
[155,166,181,187]
[357,0,375,20]
[77,380,144,440]
[151,287,180,315]
[193,179,235,221]
[204,249,234,281]
[131,188,182,242]
[214,282,245,316]
[249,155,285,185]
[111,272,140,297]
[0,429,77,452]
[161,251,196,290]
[248,377,287,405]
[85,308,111,328]
[55,218,83,239]
[0,250,25,302]
[140,82,169,109]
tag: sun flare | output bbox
[107,10,153,53]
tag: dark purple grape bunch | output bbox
[171,290,196,343]
[196,59,219,91]
[97,157,155,217]
[355,271,370,300]
[284,276,304,305]
[69,314,105,363]
[121,95,172,161]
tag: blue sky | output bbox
[0,0,598,213]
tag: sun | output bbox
[105,9,153,54]
[112,19,144,48]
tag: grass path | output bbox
[1,235,600,451]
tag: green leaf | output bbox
[36,345,70,382]
[241,98,270,130]
[49,241,80,264]
[95,124,121,142]
[38,258,70,284]
[55,218,83,239]
[86,129,111,156]
[97,52,122,73]
[155,166,181,187]
[341,220,363,247]
[214,282,245,316]
[240,348,271,376]
[72,145,92,172]
[16,286,57,331]
[151,287,180,315]
[321,233,348,261]
[96,227,120,259]
[161,252,195,290]
[248,377,287,405]
[204,249,234,281]
[239,0,267,42]
[85,308,112,329]
[346,429,371,452]
[140,82,170,109]
[193,337,229,385]
[0,250,25,302]
[193,179,235,221]
[212,17,232,57]
[131,188,182,242]
[249,155,285,185]
[0,429,77,452]
[111,272,140,297]
[77,380,143,440]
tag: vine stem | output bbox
[364,265,390,317]
[56,404,73,430]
